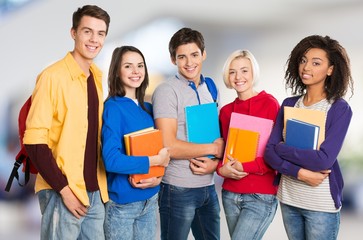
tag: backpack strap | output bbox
[205,77,218,103]
[4,152,30,192]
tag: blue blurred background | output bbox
[1,0,362,239]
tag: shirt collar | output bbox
[175,73,206,86]
[64,52,102,81]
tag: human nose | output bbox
[302,61,311,70]
[131,66,139,74]
[236,71,241,79]
[89,33,98,43]
[185,56,192,66]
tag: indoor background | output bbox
[1,0,362,239]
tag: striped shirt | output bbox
[277,96,339,213]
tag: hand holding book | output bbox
[219,156,248,180]
[124,128,169,183]
[149,147,170,168]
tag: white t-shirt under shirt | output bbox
[277,95,339,213]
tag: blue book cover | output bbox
[185,102,220,144]
[285,119,320,150]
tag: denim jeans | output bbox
[158,183,220,240]
[222,189,278,240]
[37,189,105,240]
[280,202,340,240]
[104,193,158,240]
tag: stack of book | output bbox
[185,102,220,144]
[223,113,274,164]
[283,106,326,150]
[124,127,165,183]
[185,102,220,158]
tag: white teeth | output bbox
[235,82,245,86]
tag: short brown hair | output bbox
[169,27,205,61]
[72,5,110,35]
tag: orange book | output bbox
[223,128,259,164]
[124,127,154,156]
[126,129,165,183]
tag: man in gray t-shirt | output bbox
[152,27,224,240]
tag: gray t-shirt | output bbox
[152,73,219,188]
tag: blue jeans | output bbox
[37,189,105,240]
[104,193,158,240]
[280,202,340,240]
[222,190,278,240]
[158,183,220,240]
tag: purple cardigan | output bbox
[264,96,352,209]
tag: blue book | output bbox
[185,102,220,144]
[285,119,320,150]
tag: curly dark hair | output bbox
[107,46,150,114]
[285,35,353,101]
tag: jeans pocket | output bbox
[37,189,53,215]
[252,193,277,204]
[170,184,190,193]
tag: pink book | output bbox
[228,112,274,158]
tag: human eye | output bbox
[229,70,236,75]
[82,28,91,35]
[312,61,321,66]
[138,63,144,68]
[299,58,307,64]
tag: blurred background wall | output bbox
[1,0,362,239]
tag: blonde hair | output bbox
[222,49,260,89]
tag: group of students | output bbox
[22,4,354,240]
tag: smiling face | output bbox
[71,15,107,65]
[229,57,254,99]
[119,51,145,98]
[299,48,334,90]
[172,42,206,84]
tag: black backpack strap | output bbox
[4,154,29,192]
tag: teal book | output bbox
[285,118,320,150]
[185,102,220,144]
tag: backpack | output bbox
[5,96,38,192]
[205,77,218,103]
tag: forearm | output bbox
[25,144,68,192]
[168,139,218,159]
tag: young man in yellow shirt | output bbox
[23,5,110,239]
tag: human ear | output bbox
[170,56,177,65]
[70,28,76,40]
[202,50,207,61]
[327,65,334,76]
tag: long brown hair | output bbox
[107,46,150,114]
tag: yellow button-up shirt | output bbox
[23,52,108,205]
